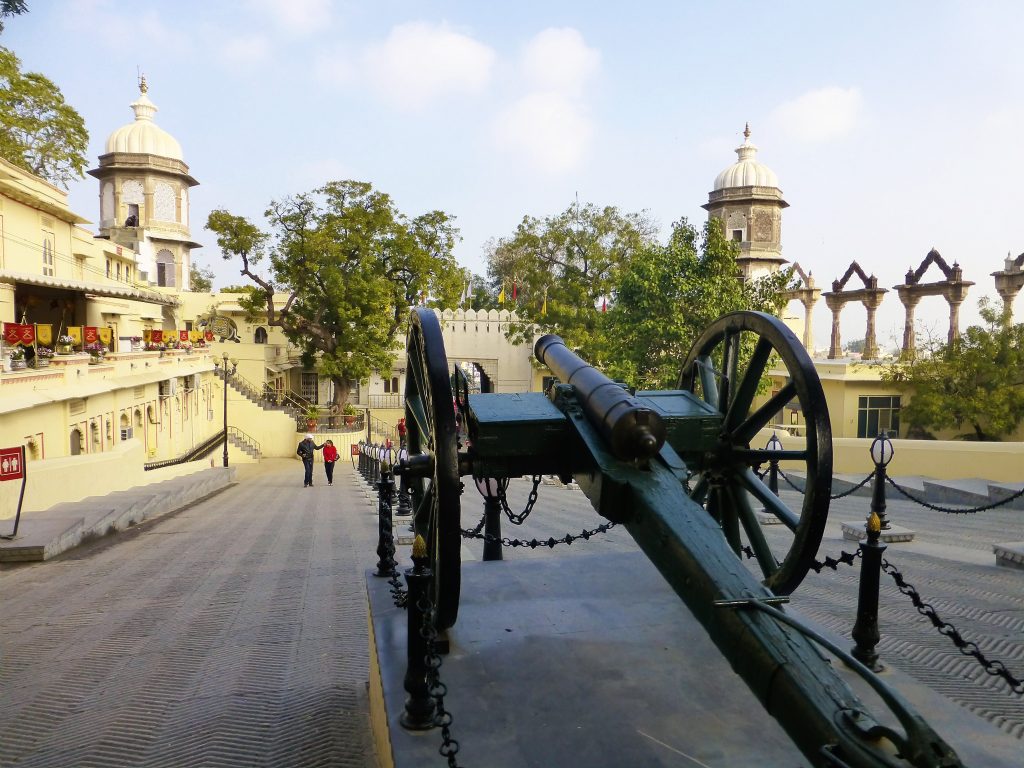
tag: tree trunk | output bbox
[973,423,986,441]
[331,375,353,411]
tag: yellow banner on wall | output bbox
[190,330,202,343]
[67,326,82,345]
[35,324,53,345]
[98,327,112,345]
[143,329,152,343]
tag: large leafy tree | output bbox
[882,300,1024,440]
[0,46,88,188]
[206,180,463,411]
[599,219,792,389]
[189,261,215,292]
[485,200,658,359]
[0,1,28,33]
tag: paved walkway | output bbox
[0,459,381,768]
[1,463,1022,767]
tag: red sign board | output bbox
[0,447,24,481]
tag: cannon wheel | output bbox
[405,308,462,629]
[680,311,832,594]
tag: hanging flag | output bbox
[83,326,99,344]
[205,330,215,342]
[67,326,83,345]
[97,327,112,345]
[151,330,164,344]
[179,329,189,343]
[190,330,202,343]
[35,324,53,346]
[497,283,506,305]
[143,329,152,343]
[601,297,607,313]
[3,323,22,346]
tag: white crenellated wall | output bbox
[435,308,543,393]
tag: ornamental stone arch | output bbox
[821,262,887,360]
[893,249,974,358]
[156,248,175,287]
[783,262,821,354]
[992,251,1024,323]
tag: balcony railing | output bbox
[368,393,403,409]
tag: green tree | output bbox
[0,1,28,33]
[601,218,792,389]
[189,261,215,292]
[485,200,658,359]
[206,180,463,410]
[0,47,88,188]
[882,300,1024,440]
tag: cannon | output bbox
[398,307,961,768]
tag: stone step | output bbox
[0,466,237,562]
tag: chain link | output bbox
[778,468,875,500]
[886,476,1024,514]
[810,549,861,572]
[494,475,543,525]
[882,558,1024,695]
[461,521,617,549]
[420,593,462,766]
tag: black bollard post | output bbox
[358,441,367,482]
[400,535,436,730]
[869,432,894,531]
[374,462,397,577]
[396,447,412,516]
[851,502,888,671]
[482,495,503,562]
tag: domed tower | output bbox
[88,76,200,289]
[702,124,788,281]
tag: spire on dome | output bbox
[743,122,751,140]
[130,75,157,123]
[138,72,148,94]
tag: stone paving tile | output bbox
[0,460,379,768]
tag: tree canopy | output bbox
[601,218,793,389]
[882,300,1024,440]
[485,200,658,358]
[0,1,27,33]
[0,46,88,188]
[206,180,463,411]
[189,261,215,293]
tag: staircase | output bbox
[215,368,307,429]
[227,427,262,459]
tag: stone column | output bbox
[801,296,816,354]
[947,297,964,346]
[900,296,920,359]
[825,296,843,359]
[862,294,883,360]
[0,280,16,324]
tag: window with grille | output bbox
[857,395,901,438]
[42,231,55,275]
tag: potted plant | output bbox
[342,402,358,426]
[8,346,26,370]
[56,334,75,355]
[34,346,54,368]
[130,335,143,351]
[85,342,106,364]
[304,404,322,431]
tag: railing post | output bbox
[396,446,412,516]
[375,460,396,577]
[851,509,886,672]
[475,477,505,562]
[400,535,436,730]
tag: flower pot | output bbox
[344,415,355,426]
[33,358,50,368]
[57,343,74,355]
[89,355,101,365]
[9,359,26,370]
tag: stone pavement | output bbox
[1,462,1022,767]
[0,459,381,768]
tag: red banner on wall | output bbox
[83,326,99,344]
[179,330,189,343]
[204,330,214,342]
[3,323,35,346]
[151,330,163,343]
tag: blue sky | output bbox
[5,1,1024,350]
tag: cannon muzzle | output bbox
[535,334,666,461]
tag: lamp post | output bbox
[214,353,237,467]
[475,476,507,561]
[869,432,895,530]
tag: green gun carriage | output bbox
[397,307,961,768]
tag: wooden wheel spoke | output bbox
[689,473,709,505]
[729,485,780,578]
[734,381,797,445]
[737,467,800,531]
[725,338,773,432]
[716,485,743,555]
[719,331,739,408]
[406,393,430,441]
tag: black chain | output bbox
[384,527,408,608]
[886,476,1024,514]
[461,522,617,549]
[779,468,875,500]
[810,549,861,572]
[882,558,1024,695]
[495,475,543,525]
[420,593,462,766]
[466,513,486,537]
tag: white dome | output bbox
[713,126,778,191]
[104,81,183,161]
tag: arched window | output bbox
[156,249,175,287]
[254,327,268,344]
[70,428,83,455]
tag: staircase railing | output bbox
[144,431,223,471]
[227,426,261,456]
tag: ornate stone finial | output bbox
[867,510,881,535]
[139,72,148,94]
[412,534,427,559]
[743,122,751,140]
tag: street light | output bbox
[869,432,895,530]
[213,353,238,467]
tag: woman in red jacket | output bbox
[322,439,339,485]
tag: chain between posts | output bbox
[778,468,876,500]
[494,475,543,524]
[881,558,1024,695]
[420,592,462,766]
[886,476,1024,514]
[462,522,617,549]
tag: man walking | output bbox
[296,433,323,487]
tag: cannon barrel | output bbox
[535,334,666,461]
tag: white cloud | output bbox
[247,0,333,37]
[363,21,496,109]
[220,36,271,68]
[62,1,170,49]
[770,86,863,142]
[521,27,600,94]
[314,48,354,87]
[493,92,593,173]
